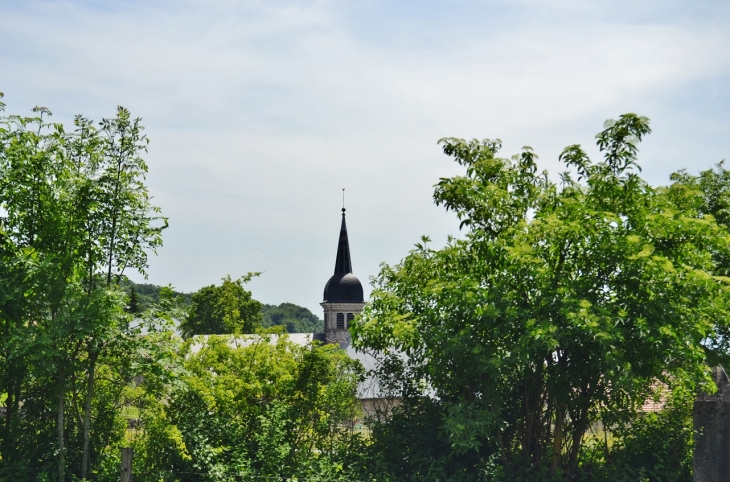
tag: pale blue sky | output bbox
[2,0,729,314]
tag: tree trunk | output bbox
[57,384,65,482]
[523,363,543,466]
[120,447,133,482]
[496,429,513,476]
[550,407,564,476]
[567,412,589,476]
[2,376,19,464]
[81,351,98,479]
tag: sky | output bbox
[1,0,730,315]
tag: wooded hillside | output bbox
[124,280,323,333]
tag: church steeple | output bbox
[321,203,366,346]
[334,208,353,275]
[322,207,363,303]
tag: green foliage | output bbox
[1,93,722,481]
[179,274,262,338]
[132,335,364,481]
[261,302,324,333]
[122,283,319,333]
[0,95,362,482]
[353,114,730,479]
[121,279,192,312]
[366,397,485,481]
[580,388,693,482]
[667,163,730,368]
[127,286,140,314]
[0,98,169,481]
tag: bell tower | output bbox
[321,206,365,346]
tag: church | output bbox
[189,206,386,409]
[316,207,390,414]
[317,206,365,346]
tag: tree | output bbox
[0,103,84,481]
[128,286,141,314]
[0,99,167,481]
[68,107,166,480]
[180,274,263,338]
[261,302,324,333]
[133,334,364,481]
[120,280,192,311]
[353,114,730,479]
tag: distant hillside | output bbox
[122,279,192,312]
[261,303,323,333]
[123,280,322,333]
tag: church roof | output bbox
[334,209,353,275]
[323,209,364,303]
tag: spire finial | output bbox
[342,188,346,214]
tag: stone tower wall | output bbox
[321,301,365,346]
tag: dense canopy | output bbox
[353,114,730,479]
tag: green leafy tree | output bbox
[353,114,730,479]
[0,98,167,481]
[121,280,192,311]
[128,286,141,314]
[70,107,167,479]
[579,386,694,482]
[261,302,324,333]
[0,103,85,481]
[180,274,263,338]
[132,334,364,482]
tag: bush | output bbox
[580,389,693,482]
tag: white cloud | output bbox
[1,0,729,313]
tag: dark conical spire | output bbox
[323,206,363,303]
[334,208,353,275]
